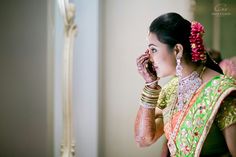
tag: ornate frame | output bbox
[58,0,77,156]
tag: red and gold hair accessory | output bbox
[189,21,206,62]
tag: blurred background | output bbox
[0,0,235,157]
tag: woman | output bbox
[135,12,236,157]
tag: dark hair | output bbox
[149,12,223,74]
[205,51,223,74]
[207,48,222,63]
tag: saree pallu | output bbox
[158,75,236,157]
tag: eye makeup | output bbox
[149,45,159,53]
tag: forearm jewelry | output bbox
[145,79,158,86]
[140,85,161,109]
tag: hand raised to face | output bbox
[136,49,158,83]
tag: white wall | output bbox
[73,0,100,157]
[101,0,193,157]
[0,0,53,156]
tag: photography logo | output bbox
[212,3,231,16]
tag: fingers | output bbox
[145,49,149,54]
[137,56,148,73]
[137,55,149,65]
[136,52,149,63]
[136,49,157,83]
[136,51,150,67]
[136,49,149,60]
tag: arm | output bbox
[223,124,236,157]
[134,106,164,147]
[223,93,236,157]
[216,92,236,157]
[135,50,164,147]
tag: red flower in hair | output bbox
[189,22,206,62]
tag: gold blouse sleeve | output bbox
[215,95,236,130]
[157,87,167,110]
[157,77,178,110]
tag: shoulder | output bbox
[159,76,178,98]
[216,92,236,130]
[162,76,178,92]
[157,77,178,109]
[203,68,236,86]
[202,68,221,84]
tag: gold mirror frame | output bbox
[58,0,77,156]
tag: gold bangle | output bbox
[144,85,161,93]
[142,92,159,98]
[140,102,156,109]
[140,96,158,105]
[145,80,158,86]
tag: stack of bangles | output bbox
[140,84,161,109]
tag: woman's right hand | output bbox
[136,49,158,83]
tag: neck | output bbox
[181,62,203,78]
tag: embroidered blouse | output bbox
[157,76,236,155]
[157,76,236,129]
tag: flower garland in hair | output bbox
[189,21,206,62]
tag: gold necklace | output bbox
[199,66,206,78]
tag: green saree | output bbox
[158,75,236,157]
